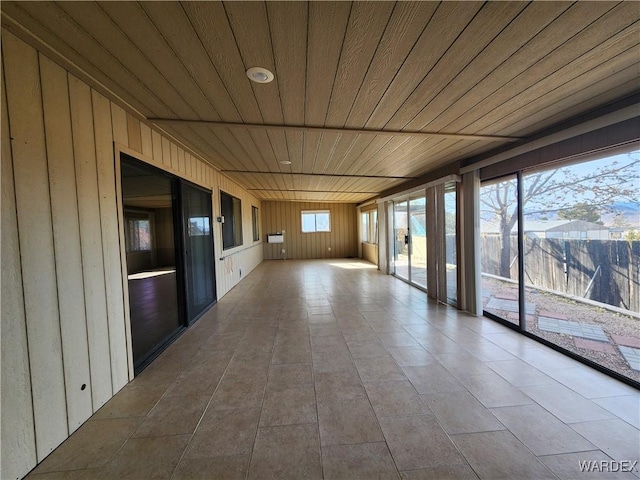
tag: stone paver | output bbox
[573,337,616,354]
[611,335,640,349]
[537,318,608,342]
[619,346,640,371]
[486,298,535,315]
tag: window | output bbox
[252,206,260,241]
[221,191,243,249]
[361,212,370,243]
[361,209,378,245]
[125,214,152,252]
[301,210,330,233]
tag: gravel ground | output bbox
[482,277,640,384]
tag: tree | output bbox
[557,202,602,224]
[480,152,639,279]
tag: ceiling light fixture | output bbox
[246,67,274,84]
[280,160,292,165]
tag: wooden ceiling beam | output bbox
[148,118,523,142]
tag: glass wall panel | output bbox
[121,157,182,371]
[182,183,216,322]
[394,200,409,280]
[523,151,639,383]
[409,196,427,289]
[444,182,457,305]
[480,175,520,325]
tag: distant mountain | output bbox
[524,201,639,227]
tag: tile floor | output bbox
[28,259,640,480]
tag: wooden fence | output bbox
[481,237,639,313]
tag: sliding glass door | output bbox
[121,154,216,373]
[394,200,409,280]
[182,183,216,323]
[393,195,428,290]
[409,196,427,289]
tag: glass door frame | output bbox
[392,192,428,292]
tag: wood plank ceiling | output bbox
[2,1,639,203]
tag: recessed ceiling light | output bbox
[246,67,274,84]
[280,160,292,165]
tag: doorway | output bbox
[120,155,216,373]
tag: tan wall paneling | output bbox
[1,30,265,479]
[110,103,129,146]
[68,74,114,409]
[261,202,357,260]
[140,122,153,158]
[2,30,69,461]
[94,92,129,393]
[40,56,94,432]
[126,112,142,153]
[1,49,38,480]
[362,243,378,266]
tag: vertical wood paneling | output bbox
[3,30,69,461]
[170,142,179,171]
[1,53,38,480]
[110,103,128,146]
[161,136,171,167]
[94,92,129,392]
[151,129,162,164]
[40,56,93,431]
[126,112,142,153]
[140,122,153,158]
[68,75,113,409]
[178,148,185,175]
[262,202,357,260]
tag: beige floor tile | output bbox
[434,352,494,376]
[318,397,384,446]
[491,403,596,456]
[355,356,406,382]
[401,364,465,394]
[312,349,356,374]
[378,332,421,348]
[520,384,616,424]
[570,419,640,463]
[259,385,317,426]
[92,385,166,419]
[539,451,638,479]
[348,341,390,359]
[267,363,314,389]
[164,364,226,398]
[248,424,322,480]
[32,418,141,473]
[27,469,103,480]
[314,370,368,403]
[545,367,639,399]
[322,442,399,479]
[172,454,250,480]
[593,395,640,429]
[399,465,479,480]
[387,346,436,366]
[422,391,505,434]
[457,372,534,408]
[209,378,266,410]
[132,394,209,438]
[451,430,557,479]
[99,434,190,479]
[272,342,312,364]
[364,380,429,417]
[378,414,466,471]
[485,359,555,387]
[185,407,261,458]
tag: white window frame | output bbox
[301,210,331,233]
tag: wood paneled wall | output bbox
[1,30,262,480]
[261,202,357,260]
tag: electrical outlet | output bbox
[328,247,331,252]
[281,248,286,254]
